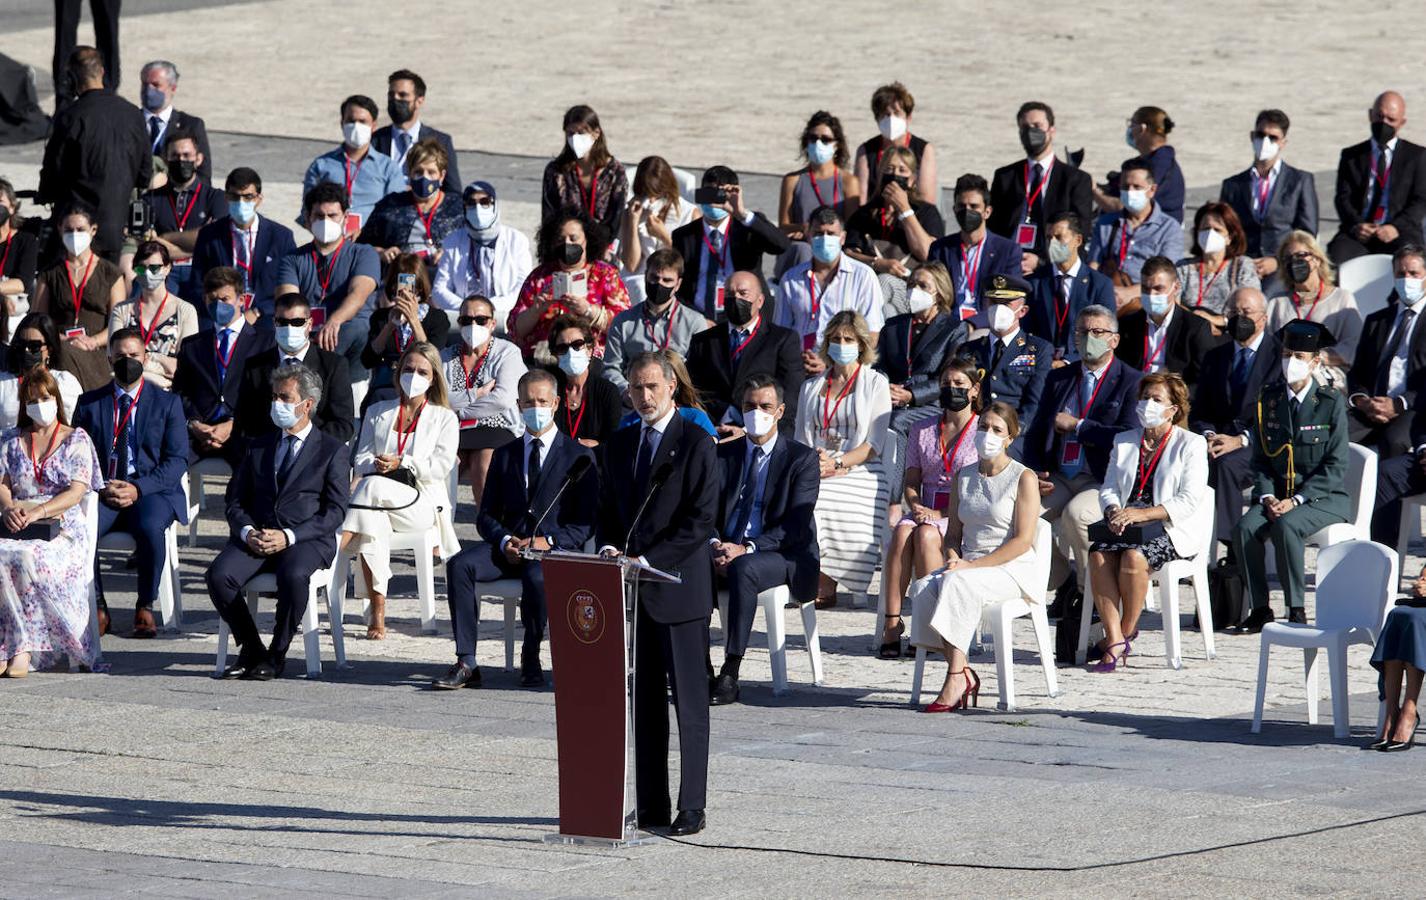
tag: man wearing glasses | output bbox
[237,293,354,444]
[192,167,297,319]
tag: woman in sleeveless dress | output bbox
[907,402,1042,712]
[777,111,862,278]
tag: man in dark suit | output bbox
[1027,212,1117,362]
[1328,91,1426,263]
[75,328,189,639]
[875,272,968,436]
[192,167,298,316]
[597,353,718,837]
[138,60,214,183]
[929,173,1022,325]
[372,69,461,195]
[685,270,803,435]
[959,274,1052,455]
[1346,246,1426,459]
[238,293,353,445]
[989,101,1094,274]
[1024,305,1143,593]
[1218,109,1318,286]
[174,267,276,467]
[436,370,598,690]
[671,166,789,321]
[1114,256,1221,387]
[38,47,150,262]
[1191,288,1284,547]
[206,363,350,679]
[709,374,820,705]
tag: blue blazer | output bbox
[191,215,298,315]
[960,329,1053,455]
[928,232,1023,316]
[173,324,276,425]
[225,427,349,549]
[1026,263,1117,359]
[715,436,821,602]
[1024,358,1143,482]
[476,429,597,552]
[874,312,968,407]
[73,383,190,525]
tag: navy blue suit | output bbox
[960,329,1053,456]
[446,430,597,670]
[1026,263,1117,360]
[1024,358,1143,483]
[875,311,969,434]
[927,232,1023,321]
[714,436,820,657]
[205,427,350,667]
[74,383,189,611]
[173,324,275,467]
[191,216,299,316]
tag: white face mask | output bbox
[467,203,498,232]
[806,139,836,166]
[974,429,1005,461]
[342,120,372,149]
[26,400,57,426]
[400,371,431,399]
[1121,189,1149,213]
[275,325,308,354]
[1253,135,1278,162]
[1136,398,1171,429]
[1396,276,1426,306]
[140,269,167,292]
[62,230,91,257]
[907,287,936,315]
[1048,238,1074,266]
[311,216,343,244]
[877,115,908,142]
[270,399,300,429]
[1197,228,1227,255]
[744,409,777,438]
[1282,355,1313,385]
[989,303,1017,335]
[567,132,595,160]
[462,323,491,348]
[558,349,590,377]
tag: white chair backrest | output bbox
[1337,254,1394,319]
[1315,539,1396,633]
[1345,444,1377,534]
[624,166,699,205]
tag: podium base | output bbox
[542,830,658,849]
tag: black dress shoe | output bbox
[243,661,278,681]
[519,666,545,688]
[219,661,251,679]
[1287,607,1308,625]
[668,809,705,835]
[709,672,740,705]
[433,662,481,690]
[1236,607,1275,634]
[637,810,671,830]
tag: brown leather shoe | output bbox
[96,606,111,637]
[131,607,158,639]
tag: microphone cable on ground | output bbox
[655,806,1426,871]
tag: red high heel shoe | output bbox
[923,667,981,712]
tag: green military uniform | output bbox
[1232,380,1351,612]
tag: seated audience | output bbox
[0,179,39,314]
[437,368,598,690]
[959,274,1053,452]
[619,156,699,290]
[1087,160,1183,313]
[1327,91,1426,264]
[1368,566,1426,751]
[138,59,212,182]
[0,314,85,428]
[547,316,623,446]
[1114,255,1220,385]
[1176,202,1261,333]
[1026,212,1115,363]
[1265,230,1362,389]
[361,253,450,408]
[1088,373,1209,670]
[1218,109,1318,286]
[845,146,945,315]
[603,248,710,393]
[374,68,461,194]
[191,167,298,318]
[542,104,628,238]
[143,128,225,297]
[1095,106,1186,223]
[710,374,821,703]
[929,173,1022,323]
[1233,320,1350,632]
[237,292,353,445]
[301,94,403,233]
[358,138,464,265]
[1346,245,1426,459]
[0,369,103,677]
[441,294,527,506]
[343,342,460,639]
[205,364,349,681]
[881,358,984,658]
[75,328,188,638]
[108,240,200,388]
[508,209,630,362]
[875,261,968,437]
[431,181,533,326]
[852,82,938,205]
[794,311,891,608]
[988,101,1094,273]
[778,110,862,275]
[906,402,1040,711]
[671,165,788,321]
[32,203,125,391]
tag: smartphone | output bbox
[397,272,416,291]
[694,186,727,205]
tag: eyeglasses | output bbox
[1075,327,1116,339]
[17,340,44,353]
[225,191,260,202]
[133,264,166,276]
[458,314,494,326]
[552,339,589,355]
[274,317,309,327]
[1250,131,1282,142]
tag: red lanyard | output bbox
[137,291,171,349]
[642,302,678,350]
[1291,280,1326,321]
[939,414,977,474]
[807,267,834,330]
[1133,431,1172,499]
[231,225,255,285]
[1195,258,1226,308]
[1078,361,1112,417]
[343,155,363,202]
[169,184,202,231]
[1115,220,1134,266]
[731,317,761,358]
[580,166,601,216]
[565,385,588,437]
[1253,168,1274,220]
[821,364,861,431]
[808,168,840,208]
[214,327,239,376]
[1369,147,1392,220]
[111,381,145,455]
[312,239,345,298]
[461,345,490,389]
[65,255,96,325]
[416,191,443,243]
[1054,273,1072,338]
[1023,158,1051,214]
[1142,320,1170,371]
[394,399,426,457]
[29,425,61,484]
[701,224,730,274]
[0,236,12,277]
[960,240,984,305]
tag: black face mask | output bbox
[19,349,44,371]
[881,173,910,195]
[1371,120,1397,144]
[1227,314,1257,343]
[725,298,755,327]
[113,355,144,385]
[387,98,413,125]
[645,281,674,307]
[560,242,583,266]
[1288,257,1313,285]
[954,207,983,233]
[1019,126,1049,156]
[0,205,10,228]
[169,159,196,184]
[940,386,971,412]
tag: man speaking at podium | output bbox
[598,352,719,836]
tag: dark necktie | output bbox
[148,115,162,151]
[991,339,1005,373]
[634,426,656,492]
[703,229,723,314]
[284,356,300,367]
[114,393,133,477]
[1026,163,1043,216]
[1289,396,1301,431]
[1230,346,1254,402]
[277,434,299,483]
[526,437,543,504]
[395,130,411,161]
[727,447,765,541]
[1377,308,1417,394]
[1368,147,1388,220]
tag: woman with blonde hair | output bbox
[845,145,945,315]
[342,341,460,639]
[1266,229,1362,388]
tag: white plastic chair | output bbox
[716,584,823,695]
[81,492,102,667]
[910,521,1058,711]
[214,558,344,678]
[1251,539,1396,738]
[476,579,522,672]
[90,472,191,630]
[186,456,232,546]
[1337,254,1395,320]
[625,166,698,204]
[1312,444,1376,545]
[1396,494,1426,569]
[332,524,444,635]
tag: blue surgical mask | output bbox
[1121,189,1149,213]
[1396,276,1425,305]
[1144,293,1172,316]
[229,199,257,225]
[827,341,859,366]
[276,325,307,354]
[410,176,440,199]
[211,301,238,326]
[807,139,836,165]
[142,85,167,112]
[466,202,498,230]
[700,204,729,222]
[558,349,590,377]
[269,400,300,429]
[522,406,554,433]
[811,234,841,264]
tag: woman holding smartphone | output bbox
[361,254,450,411]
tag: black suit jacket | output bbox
[1333,138,1426,244]
[238,345,354,444]
[372,123,462,195]
[164,109,214,183]
[715,436,820,601]
[1347,295,1426,406]
[671,215,790,319]
[225,427,349,549]
[1219,163,1318,258]
[1025,359,1143,482]
[596,414,719,624]
[1114,306,1221,387]
[1190,332,1284,436]
[874,312,968,407]
[173,324,275,424]
[477,430,597,551]
[988,158,1094,260]
[685,319,804,432]
[191,215,299,315]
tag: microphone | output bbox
[525,455,592,553]
[622,462,674,555]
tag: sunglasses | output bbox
[17,340,45,353]
[1250,131,1281,142]
[274,317,309,327]
[464,197,495,208]
[552,339,589,355]
[806,135,836,145]
[133,264,166,276]
[458,314,494,326]
[225,191,260,202]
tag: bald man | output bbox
[1328,91,1426,263]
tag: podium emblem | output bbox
[568,590,605,644]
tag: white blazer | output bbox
[794,365,893,459]
[1098,425,1211,557]
[431,224,534,325]
[353,398,461,556]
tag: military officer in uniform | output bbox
[1233,319,1351,631]
[959,274,1052,455]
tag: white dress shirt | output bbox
[1144,306,1175,374]
[773,255,886,345]
[146,105,174,152]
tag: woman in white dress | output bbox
[1265,230,1361,390]
[908,402,1041,712]
[795,310,892,607]
[342,342,460,639]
